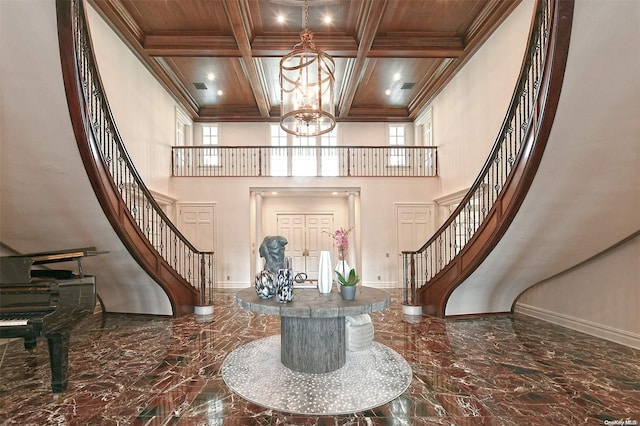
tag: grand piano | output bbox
[0,247,98,393]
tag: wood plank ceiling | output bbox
[88,0,521,123]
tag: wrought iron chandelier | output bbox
[279,0,336,136]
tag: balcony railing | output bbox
[172,146,437,177]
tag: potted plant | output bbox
[336,268,359,300]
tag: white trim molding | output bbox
[364,282,398,289]
[434,187,469,206]
[515,303,640,350]
[216,282,249,290]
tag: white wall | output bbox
[511,0,640,349]
[516,235,640,349]
[193,121,409,147]
[420,0,535,196]
[171,172,441,288]
[87,5,180,195]
[195,122,269,146]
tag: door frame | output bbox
[251,187,360,279]
[394,202,435,287]
[276,212,335,279]
[176,202,218,286]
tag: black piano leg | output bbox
[46,332,69,393]
[23,335,37,351]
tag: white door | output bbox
[277,213,334,279]
[276,214,306,273]
[178,204,215,251]
[305,214,334,278]
[396,204,433,286]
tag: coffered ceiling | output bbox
[88,0,520,123]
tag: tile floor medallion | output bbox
[221,335,412,415]
[0,289,638,425]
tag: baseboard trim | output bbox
[514,303,640,349]
[217,283,249,290]
[362,282,398,289]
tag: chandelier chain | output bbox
[279,0,336,136]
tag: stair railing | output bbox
[57,0,214,312]
[402,0,573,315]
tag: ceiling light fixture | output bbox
[279,0,335,137]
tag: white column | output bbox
[414,123,423,146]
[255,192,263,272]
[347,192,356,270]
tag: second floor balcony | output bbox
[172,146,438,178]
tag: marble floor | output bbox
[0,288,638,425]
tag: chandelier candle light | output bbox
[280,0,336,136]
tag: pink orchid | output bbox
[333,228,351,259]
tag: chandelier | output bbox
[280,0,336,136]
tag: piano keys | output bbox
[0,248,99,393]
[0,318,29,326]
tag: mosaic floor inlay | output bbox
[221,335,412,415]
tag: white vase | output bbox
[317,251,333,294]
[335,259,352,293]
[335,259,352,280]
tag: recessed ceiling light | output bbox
[385,89,391,96]
[393,73,401,81]
[217,90,223,96]
[207,73,215,81]
[324,16,332,24]
[277,15,285,23]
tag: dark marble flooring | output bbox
[0,289,638,425]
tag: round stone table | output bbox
[235,286,391,374]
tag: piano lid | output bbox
[1,247,107,283]
[18,247,102,265]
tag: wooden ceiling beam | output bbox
[370,36,464,58]
[87,0,523,124]
[144,35,240,57]
[338,0,388,119]
[466,0,521,46]
[142,33,463,59]
[406,0,520,119]
[197,106,265,121]
[250,35,358,57]
[222,0,271,118]
[408,58,454,118]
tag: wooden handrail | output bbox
[403,0,574,317]
[56,0,214,316]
